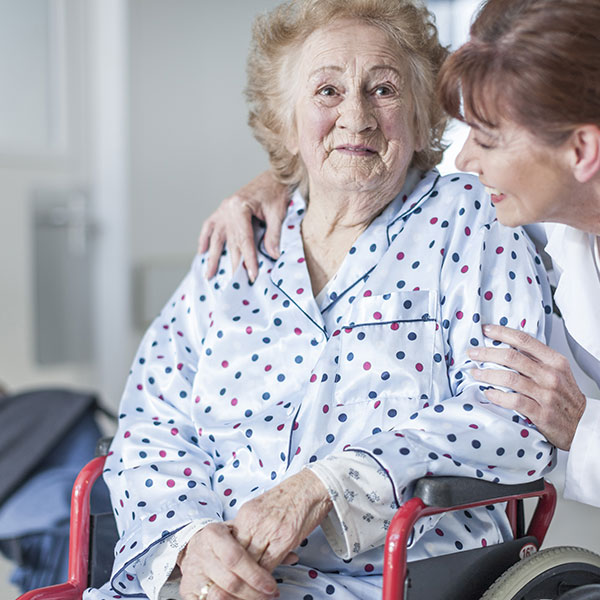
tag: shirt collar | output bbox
[262,168,441,336]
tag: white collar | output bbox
[545,223,600,360]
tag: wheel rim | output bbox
[510,562,600,600]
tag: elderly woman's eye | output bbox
[373,85,395,96]
[318,86,337,97]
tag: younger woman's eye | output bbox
[474,139,494,150]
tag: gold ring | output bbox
[198,581,213,600]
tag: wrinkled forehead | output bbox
[296,18,410,81]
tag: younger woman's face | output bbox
[455,118,573,228]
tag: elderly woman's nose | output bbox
[337,94,377,132]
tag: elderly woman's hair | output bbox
[246,0,449,188]
[438,0,600,145]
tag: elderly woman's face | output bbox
[288,19,418,197]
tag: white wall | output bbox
[128,0,280,323]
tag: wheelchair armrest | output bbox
[95,436,114,457]
[413,476,545,508]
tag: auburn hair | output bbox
[437,0,600,145]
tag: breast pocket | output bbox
[333,291,437,406]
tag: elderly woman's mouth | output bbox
[335,144,377,156]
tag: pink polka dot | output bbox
[363,290,372,297]
[430,217,438,224]
[264,364,272,372]
[159,450,167,457]
[297,257,305,263]
[391,322,399,330]
[224,488,232,496]
[496,246,504,254]
[461,265,469,273]
[527,276,533,284]
[396,252,405,260]
[521,319,527,327]
[374,400,381,409]
[365,564,374,572]
[373,311,382,320]
[277,424,284,431]
[149,514,157,522]
[481,539,487,547]
[221,360,229,368]
[416,363,424,372]
[464,184,473,190]
[242,300,250,306]
[296,288,304,295]
[195,396,201,403]
[246,326,253,334]
[308,570,318,579]
[136,384,143,391]
[167,479,175,488]
[322,404,329,414]
[435,528,444,536]
[231,398,238,406]
[528,470,536,476]
[465,227,471,236]
[332,329,341,336]
[177,363,183,371]
[170,428,179,436]
[484,291,493,300]
[456,311,464,319]
[124,431,131,438]
[363,361,372,370]
[310,374,317,383]
[520,429,529,438]
[294,328,302,335]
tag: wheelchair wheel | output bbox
[480,547,600,600]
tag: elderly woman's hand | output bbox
[178,522,280,600]
[229,469,333,573]
[198,171,288,282]
[467,324,587,450]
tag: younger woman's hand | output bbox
[198,171,288,282]
[467,324,586,450]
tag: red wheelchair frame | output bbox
[15,454,557,600]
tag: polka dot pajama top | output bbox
[86,169,555,600]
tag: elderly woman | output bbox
[86,1,554,599]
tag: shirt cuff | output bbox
[306,450,397,559]
[136,518,219,600]
[564,396,600,508]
